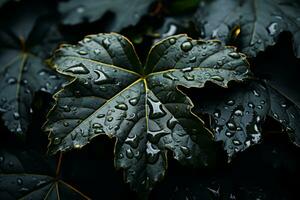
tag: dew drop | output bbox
[147,97,166,119]
[126,148,134,159]
[211,75,224,82]
[7,77,17,84]
[181,67,193,72]
[78,50,88,55]
[17,178,23,185]
[226,100,235,106]
[227,122,236,131]
[94,69,109,84]
[183,73,195,81]
[181,41,193,52]
[189,56,196,63]
[228,52,240,59]
[129,97,139,106]
[13,112,20,120]
[53,137,61,145]
[64,63,89,74]
[267,22,278,35]
[232,139,241,145]
[115,103,128,111]
[180,146,191,156]
[102,38,111,48]
[225,132,234,137]
[169,38,176,44]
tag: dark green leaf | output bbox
[194,0,300,57]
[195,80,300,159]
[59,0,155,31]
[0,150,90,200]
[44,33,250,192]
[0,6,65,134]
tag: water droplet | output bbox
[53,137,61,145]
[181,67,193,72]
[126,148,134,159]
[273,113,279,119]
[125,135,139,148]
[248,102,254,108]
[147,129,169,143]
[94,49,101,54]
[163,73,179,81]
[180,146,191,156]
[146,142,160,163]
[252,89,260,97]
[94,69,109,84]
[76,6,85,13]
[226,122,236,131]
[63,121,69,127]
[211,75,224,82]
[181,41,193,52]
[267,22,278,35]
[65,63,89,74]
[214,110,221,118]
[217,60,223,66]
[17,178,23,185]
[281,103,287,108]
[226,100,235,106]
[13,112,20,120]
[61,105,71,112]
[232,139,241,145]
[147,97,166,119]
[169,38,176,44]
[107,116,113,122]
[78,50,88,55]
[7,77,17,84]
[115,103,128,111]
[129,97,139,106]
[234,109,243,116]
[189,56,196,63]
[167,116,178,129]
[102,38,111,48]
[97,114,105,118]
[225,132,234,137]
[228,52,240,59]
[183,73,195,81]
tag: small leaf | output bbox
[59,0,156,31]
[45,33,250,192]
[195,80,300,159]
[0,150,90,200]
[195,0,300,57]
[0,5,65,134]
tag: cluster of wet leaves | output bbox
[0,0,300,199]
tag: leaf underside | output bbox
[195,0,300,57]
[59,0,155,31]
[45,33,250,192]
[0,11,65,134]
[195,80,300,159]
[0,150,90,200]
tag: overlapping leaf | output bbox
[0,6,65,134]
[194,0,300,57]
[45,33,250,192]
[195,80,300,159]
[0,150,90,200]
[59,0,155,31]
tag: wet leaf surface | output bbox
[195,80,300,159]
[59,0,156,31]
[0,2,65,134]
[0,149,90,200]
[44,33,250,193]
[195,0,300,58]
